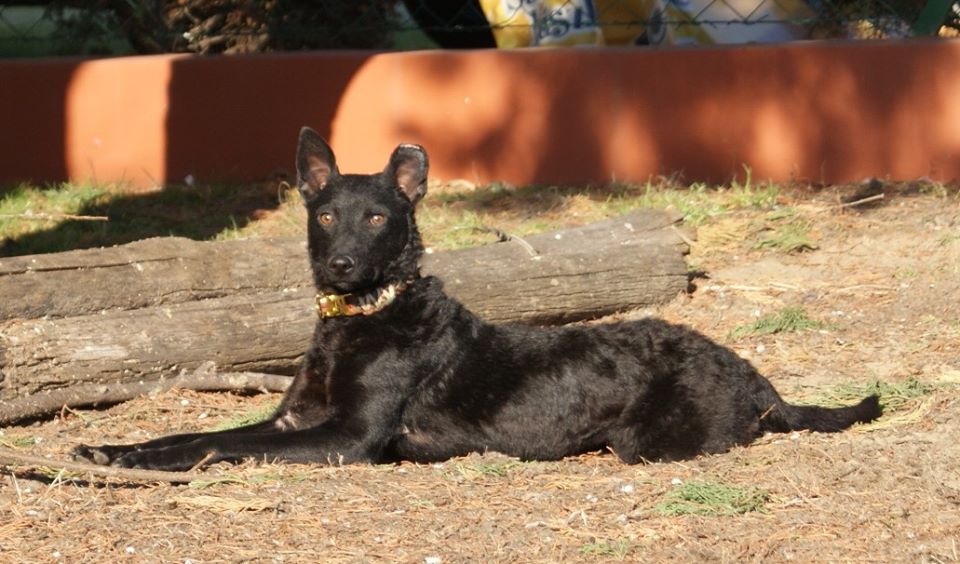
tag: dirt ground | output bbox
[2,186,959,563]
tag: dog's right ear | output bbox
[296,127,338,200]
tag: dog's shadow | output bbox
[1,182,285,258]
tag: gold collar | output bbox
[315,281,409,319]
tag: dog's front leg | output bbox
[108,421,387,471]
[74,353,334,466]
[72,417,281,466]
[108,377,406,471]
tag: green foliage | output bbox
[0,1,398,57]
[655,481,769,516]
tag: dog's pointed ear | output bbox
[296,127,338,200]
[386,144,429,205]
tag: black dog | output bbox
[74,127,881,471]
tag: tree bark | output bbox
[0,209,691,402]
[0,362,291,426]
[0,236,309,320]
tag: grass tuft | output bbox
[209,402,278,432]
[801,378,937,412]
[729,307,825,339]
[753,207,817,253]
[580,539,632,559]
[451,460,525,479]
[654,481,769,516]
[0,435,38,448]
[795,378,947,431]
[188,476,251,489]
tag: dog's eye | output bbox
[368,214,386,226]
[318,212,334,225]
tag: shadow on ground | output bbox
[0,182,284,257]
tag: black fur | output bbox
[73,128,882,471]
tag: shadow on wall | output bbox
[1,53,368,257]
[329,42,960,189]
[163,52,370,185]
[0,60,75,197]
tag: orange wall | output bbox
[2,40,960,188]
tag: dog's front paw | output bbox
[72,444,134,466]
[111,444,219,472]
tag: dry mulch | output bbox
[2,187,959,562]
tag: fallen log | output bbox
[0,362,292,425]
[0,236,309,321]
[0,209,689,322]
[0,209,691,404]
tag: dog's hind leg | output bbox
[605,375,711,463]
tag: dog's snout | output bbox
[327,255,356,275]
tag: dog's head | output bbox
[296,127,428,294]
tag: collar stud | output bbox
[315,281,409,318]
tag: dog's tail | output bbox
[755,378,882,433]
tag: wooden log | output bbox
[0,209,690,402]
[0,237,309,320]
[0,209,688,322]
[0,362,292,425]
[425,209,690,324]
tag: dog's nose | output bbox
[327,255,355,275]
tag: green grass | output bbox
[416,177,779,250]
[407,498,436,509]
[751,208,818,253]
[580,539,633,559]
[800,378,937,412]
[0,435,38,448]
[729,307,825,340]
[938,232,960,246]
[187,476,252,489]
[917,181,951,198]
[209,402,278,432]
[0,181,284,256]
[2,177,784,257]
[451,460,527,479]
[654,481,770,516]
[633,181,774,226]
[0,182,112,227]
[893,267,920,280]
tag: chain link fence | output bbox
[0,0,956,57]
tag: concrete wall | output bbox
[2,39,959,188]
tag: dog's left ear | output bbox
[386,144,429,205]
